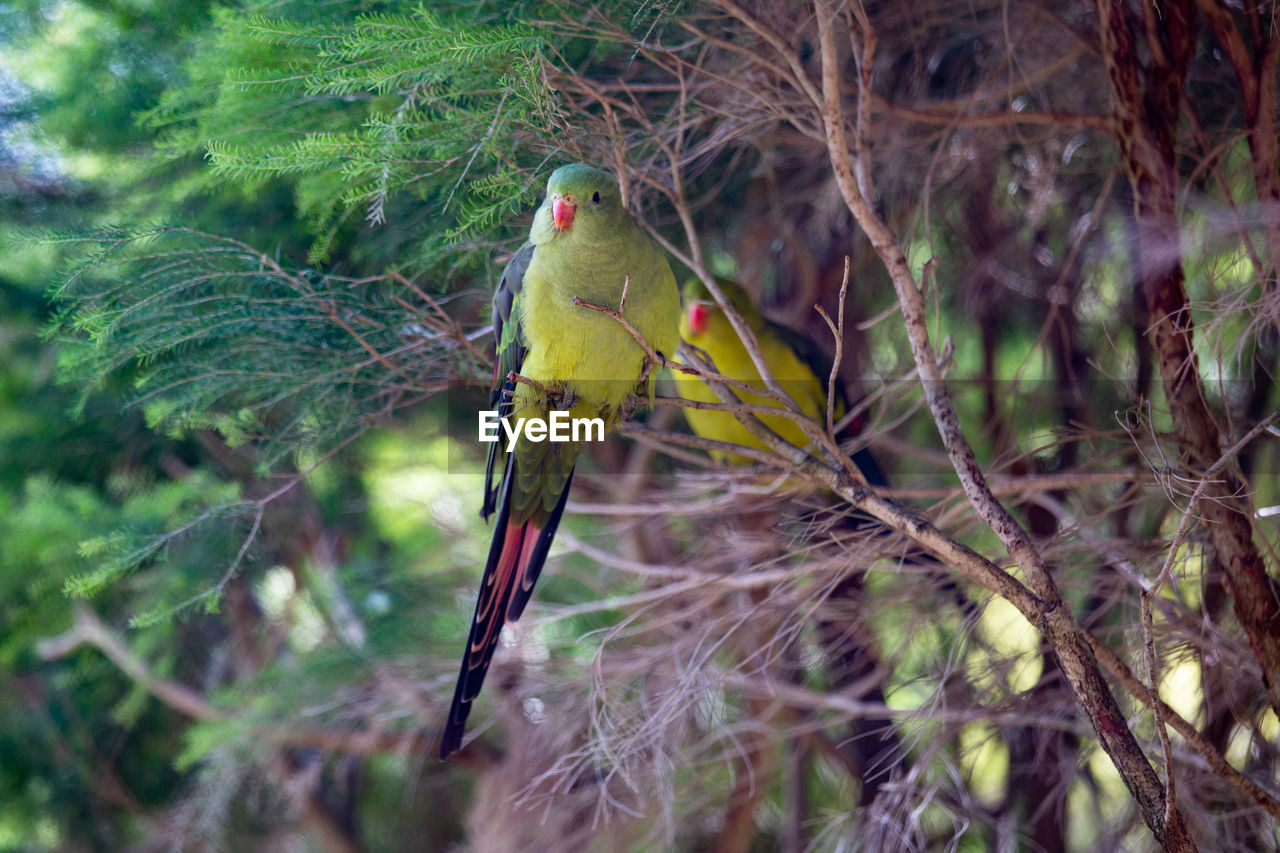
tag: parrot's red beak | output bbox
[553,197,576,231]
[687,302,709,335]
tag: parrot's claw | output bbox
[637,358,657,387]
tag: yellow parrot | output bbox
[674,277,903,804]
[673,277,885,484]
[440,164,680,759]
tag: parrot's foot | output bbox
[637,351,668,388]
[553,389,579,410]
[637,359,655,388]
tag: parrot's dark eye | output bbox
[591,190,601,204]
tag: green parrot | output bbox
[440,164,680,759]
[673,277,886,484]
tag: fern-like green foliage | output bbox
[44,224,491,620]
[48,226,487,463]
[145,1,563,263]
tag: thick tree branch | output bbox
[808,0,1195,846]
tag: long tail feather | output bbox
[439,457,574,759]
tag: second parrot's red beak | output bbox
[687,302,709,335]
[553,197,576,231]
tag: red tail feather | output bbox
[441,460,574,759]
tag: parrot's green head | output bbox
[536,163,630,245]
[681,277,762,341]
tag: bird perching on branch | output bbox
[440,164,680,759]
[674,277,886,485]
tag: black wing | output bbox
[770,318,887,488]
[482,243,535,519]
